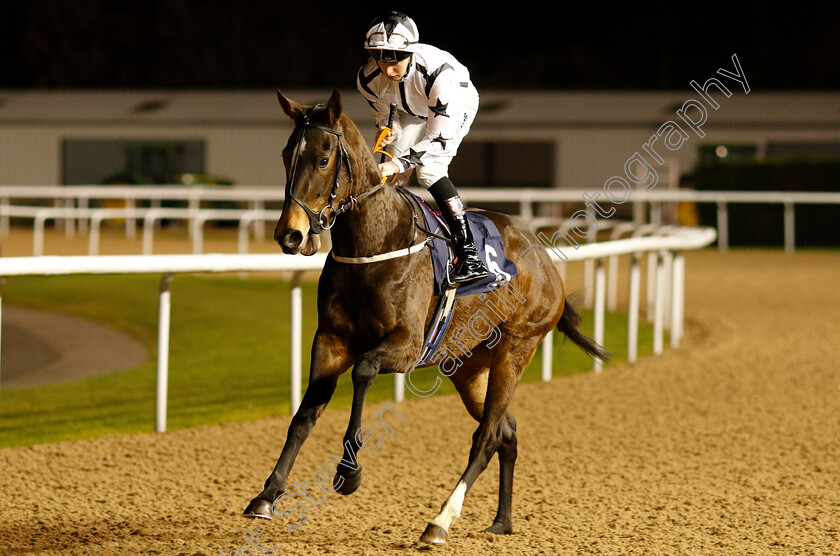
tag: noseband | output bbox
[286,106,384,234]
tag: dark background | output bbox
[2,1,839,90]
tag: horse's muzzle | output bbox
[275,204,323,255]
[276,228,303,253]
[274,224,321,256]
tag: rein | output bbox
[286,105,384,234]
[331,187,446,265]
[286,105,438,265]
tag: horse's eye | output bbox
[319,157,329,169]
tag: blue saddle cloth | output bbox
[411,193,518,297]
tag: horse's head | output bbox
[274,89,349,255]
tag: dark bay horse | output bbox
[243,89,607,544]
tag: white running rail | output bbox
[0,226,716,432]
[0,185,835,252]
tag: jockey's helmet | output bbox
[364,11,419,63]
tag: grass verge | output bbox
[0,273,660,448]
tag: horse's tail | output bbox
[556,297,611,362]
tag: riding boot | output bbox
[429,177,490,285]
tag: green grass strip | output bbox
[0,274,661,448]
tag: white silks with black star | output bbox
[356,42,479,187]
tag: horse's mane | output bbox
[333,111,381,194]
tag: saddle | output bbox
[408,192,518,297]
[408,191,519,366]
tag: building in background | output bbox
[1,89,839,191]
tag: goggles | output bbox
[366,48,412,63]
[365,31,415,50]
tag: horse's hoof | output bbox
[419,523,449,545]
[482,521,513,535]
[242,497,274,520]
[334,468,362,496]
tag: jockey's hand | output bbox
[378,160,401,180]
[379,129,397,147]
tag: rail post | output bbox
[653,253,666,355]
[593,258,606,372]
[290,271,303,414]
[784,201,795,254]
[156,273,174,433]
[541,329,554,381]
[716,200,729,252]
[670,253,685,347]
[627,253,641,363]
[394,371,405,402]
[0,278,4,394]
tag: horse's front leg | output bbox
[332,330,417,495]
[243,331,353,519]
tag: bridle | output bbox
[286,105,383,234]
[283,104,441,266]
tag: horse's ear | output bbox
[326,89,343,127]
[277,90,306,121]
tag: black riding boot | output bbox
[429,177,489,285]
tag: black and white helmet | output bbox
[364,11,419,62]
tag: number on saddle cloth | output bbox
[411,193,519,298]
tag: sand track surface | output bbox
[1,249,839,555]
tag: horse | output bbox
[243,89,608,544]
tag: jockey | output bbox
[357,11,489,285]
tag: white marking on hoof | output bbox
[429,480,467,532]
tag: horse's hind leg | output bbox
[421,346,532,544]
[450,366,518,535]
[485,412,516,535]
